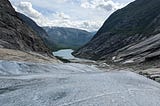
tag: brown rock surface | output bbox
[0,0,51,54]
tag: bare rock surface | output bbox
[73,0,160,68]
[0,0,51,54]
[0,60,160,106]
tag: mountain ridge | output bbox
[0,0,51,54]
[43,26,95,50]
[17,12,57,51]
[0,0,59,63]
[73,0,160,68]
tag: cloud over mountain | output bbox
[17,2,42,19]
[10,0,130,31]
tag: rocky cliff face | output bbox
[73,0,160,65]
[0,0,51,54]
[43,27,94,50]
[17,12,56,51]
[17,12,49,41]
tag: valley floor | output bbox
[0,60,160,106]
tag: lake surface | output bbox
[53,49,77,60]
[53,49,96,64]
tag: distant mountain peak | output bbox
[43,26,95,50]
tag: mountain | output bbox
[0,0,59,63]
[0,0,51,54]
[73,0,160,67]
[43,27,95,50]
[17,12,56,50]
[17,13,95,51]
[17,12,48,41]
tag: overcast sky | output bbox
[10,0,134,31]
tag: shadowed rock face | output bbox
[0,0,51,54]
[17,12,49,41]
[17,12,57,51]
[73,0,160,64]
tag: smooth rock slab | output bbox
[0,60,160,106]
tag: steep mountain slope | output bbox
[17,12,56,50]
[0,0,51,54]
[73,0,160,65]
[17,13,48,41]
[43,27,94,50]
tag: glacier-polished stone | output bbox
[0,60,160,106]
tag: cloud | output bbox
[55,12,70,20]
[14,2,49,26]
[81,0,124,11]
[10,0,129,31]
[43,19,101,32]
[12,1,102,31]
[16,2,42,19]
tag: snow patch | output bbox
[112,56,116,60]
[123,59,134,64]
